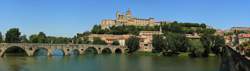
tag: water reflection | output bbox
[34,48,48,56]
[0,55,220,71]
[51,49,64,56]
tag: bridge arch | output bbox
[115,48,123,54]
[33,47,49,56]
[68,49,80,56]
[101,48,112,54]
[2,46,28,57]
[84,47,99,54]
[50,48,65,56]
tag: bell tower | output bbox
[126,9,132,17]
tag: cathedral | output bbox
[100,9,158,29]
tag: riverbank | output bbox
[129,52,217,57]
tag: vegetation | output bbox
[29,32,47,43]
[152,33,189,56]
[126,36,140,53]
[200,34,225,56]
[90,21,214,35]
[20,35,28,43]
[92,37,107,45]
[239,41,250,57]
[112,40,120,45]
[5,28,21,43]
[188,39,204,57]
[150,22,225,57]
[46,36,71,44]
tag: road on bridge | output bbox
[220,47,250,71]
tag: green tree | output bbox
[29,34,38,43]
[29,32,47,43]
[91,25,106,34]
[200,34,225,57]
[163,32,189,56]
[0,32,3,43]
[126,36,140,53]
[112,40,120,45]
[188,39,204,57]
[37,32,47,43]
[5,28,21,43]
[20,35,28,43]
[152,35,166,53]
[92,37,107,45]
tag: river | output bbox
[0,55,220,71]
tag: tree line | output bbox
[0,28,113,45]
[90,21,214,35]
[0,28,74,44]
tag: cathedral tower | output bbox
[126,9,132,17]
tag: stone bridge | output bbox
[0,43,127,57]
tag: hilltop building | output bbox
[100,9,160,29]
[230,27,250,31]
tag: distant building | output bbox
[86,34,133,46]
[230,27,250,32]
[138,31,163,52]
[100,9,160,29]
[239,34,250,44]
[185,33,201,39]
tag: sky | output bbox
[0,0,250,37]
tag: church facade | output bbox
[100,9,158,29]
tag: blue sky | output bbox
[0,0,250,37]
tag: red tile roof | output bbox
[239,34,250,38]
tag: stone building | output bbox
[100,9,158,29]
[86,34,133,46]
[138,31,163,52]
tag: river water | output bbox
[0,55,220,71]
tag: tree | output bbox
[20,35,28,43]
[112,40,120,45]
[29,32,47,43]
[200,34,225,57]
[92,37,107,45]
[126,36,140,53]
[188,39,204,57]
[5,28,21,43]
[152,35,166,53]
[29,34,38,43]
[37,32,47,43]
[0,32,3,43]
[163,32,189,56]
[91,25,106,34]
